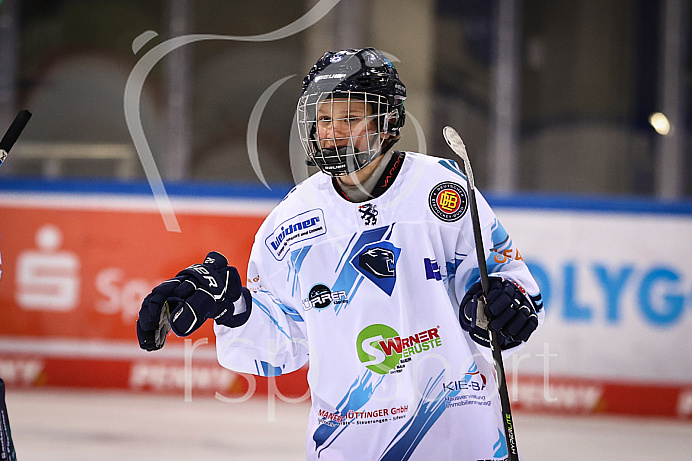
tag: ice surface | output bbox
[5,389,692,460]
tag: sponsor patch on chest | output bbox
[265,209,326,260]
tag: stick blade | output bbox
[442,126,464,153]
[442,125,474,188]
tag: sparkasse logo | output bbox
[356,323,443,374]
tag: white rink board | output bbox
[495,208,692,383]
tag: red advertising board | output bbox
[1,189,691,419]
[0,204,262,340]
[0,192,309,400]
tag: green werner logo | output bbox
[356,323,442,375]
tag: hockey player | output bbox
[138,48,543,460]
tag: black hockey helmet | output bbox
[297,48,406,177]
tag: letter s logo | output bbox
[16,225,80,311]
[359,335,386,367]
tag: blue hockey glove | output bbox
[167,251,251,336]
[137,251,252,351]
[459,277,538,349]
[137,278,178,351]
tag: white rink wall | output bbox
[497,207,692,383]
[492,200,692,419]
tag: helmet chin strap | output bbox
[321,145,357,158]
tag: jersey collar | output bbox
[332,151,406,202]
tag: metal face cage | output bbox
[297,91,391,177]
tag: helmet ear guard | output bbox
[382,107,405,136]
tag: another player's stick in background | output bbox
[0,378,17,461]
[443,126,519,461]
[0,110,31,461]
[0,110,33,168]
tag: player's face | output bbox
[315,98,382,152]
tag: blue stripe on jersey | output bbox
[313,371,385,456]
[267,288,304,322]
[493,428,509,458]
[486,251,510,275]
[342,276,366,315]
[378,371,451,460]
[437,159,467,180]
[252,295,292,339]
[331,226,392,315]
[378,362,479,460]
[464,252,512,292]
[278,301,303,322]
[444,252,466,294]
[255,360,284,377]
[335,233,359,273]
[288,245,312,296]
[384,223,395,240]
[530,293,544,312]
[490,218,512,252]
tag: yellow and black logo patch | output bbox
[428,181,468,222]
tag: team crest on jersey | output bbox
[428,181,468,222]
[358,203,378,225]
[351,241,400,296]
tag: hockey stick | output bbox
[0,110,32,168]
[0,378,17,461]
[0,111,31,461]
[443,126,519,461]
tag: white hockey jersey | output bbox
[215,152,543,461]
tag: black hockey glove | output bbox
[137,251,252,351]
[459,277,538,350]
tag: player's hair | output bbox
[297,48,406,177]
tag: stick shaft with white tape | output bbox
[443,125,519,461]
